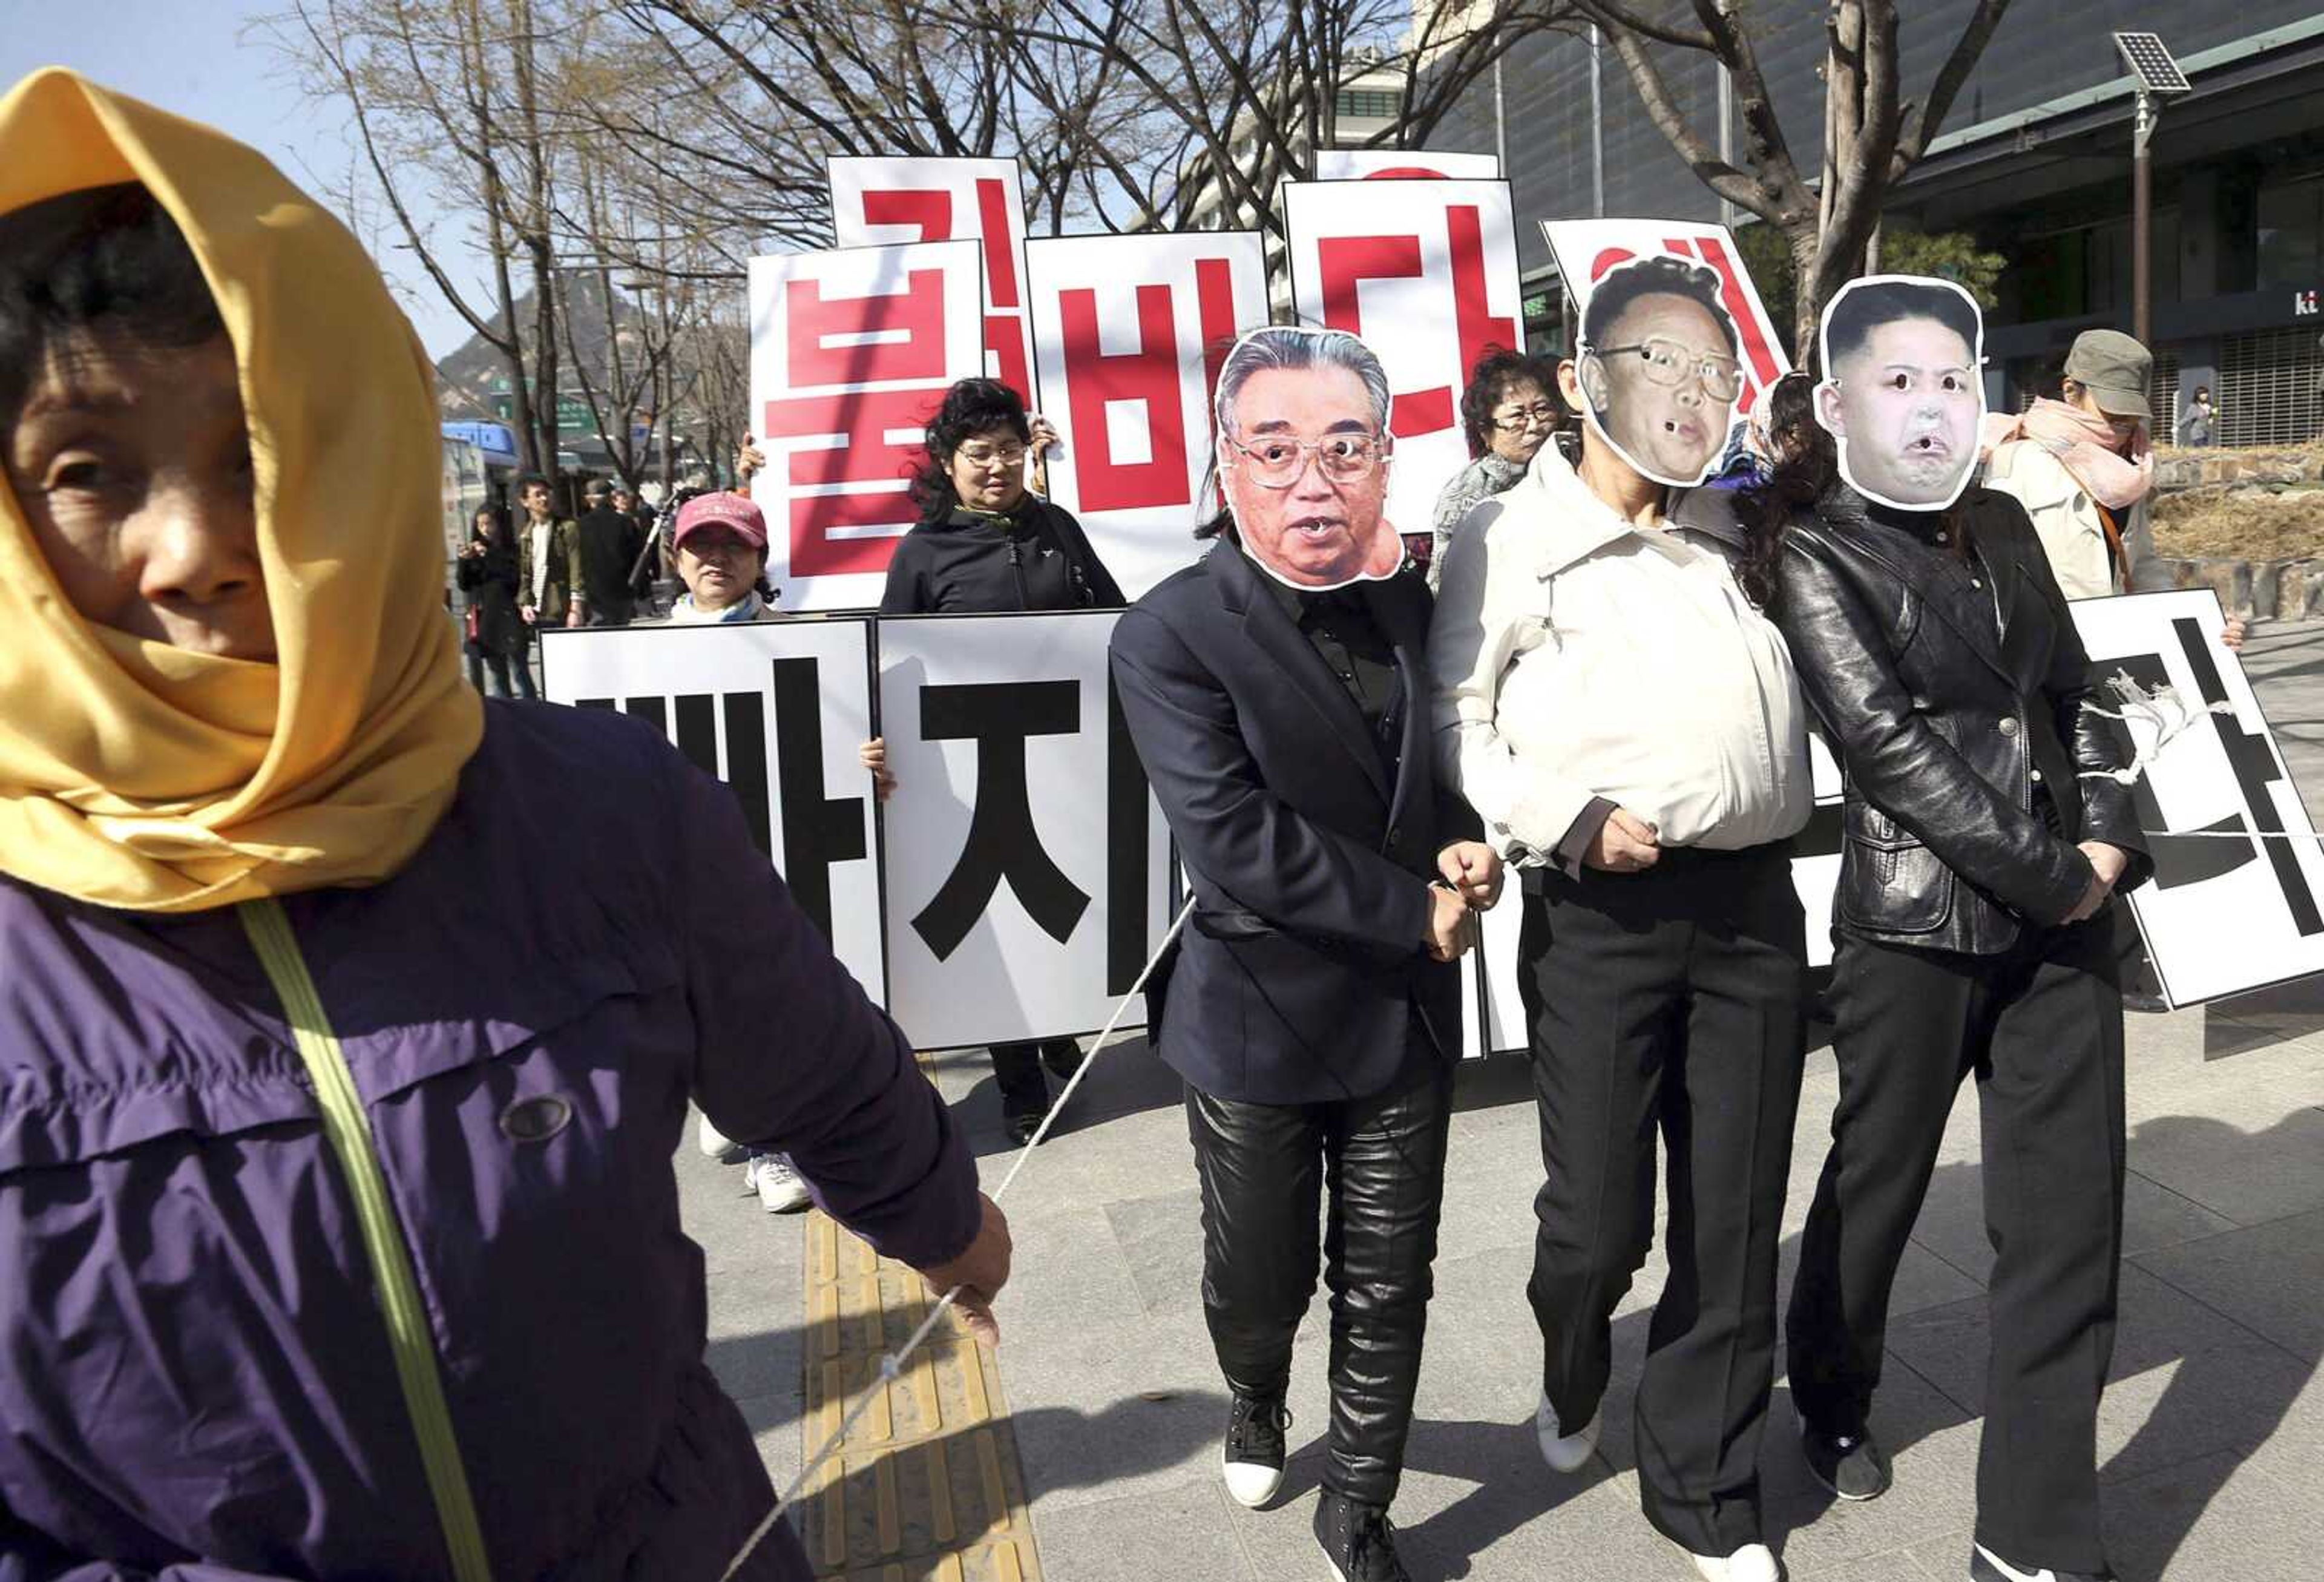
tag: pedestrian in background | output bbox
[1426,347,1562,589]
[574,476,643,626]
[2175,383,2217,447]
[514,470,579,632]
[454,501,535,700]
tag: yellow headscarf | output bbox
[0,70,482,913]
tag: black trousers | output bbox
[1787,919,2125,1574]
[1520,845,1806,1555]
[988,1039,1082,1111]
[1185,1057,1454,1510]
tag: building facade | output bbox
[1428,5,2324,444]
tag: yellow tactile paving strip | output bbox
[798,1181,1040,1580]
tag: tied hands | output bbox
[1425,841,1505,962]
[2064,840,2132,925]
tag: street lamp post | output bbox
[2113,32,2191,348]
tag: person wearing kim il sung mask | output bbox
[1212,326,1407,591]
[1813,274,1985,511]
[1574,254,1746,488]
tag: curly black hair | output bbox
[1733,371,1831,612]
[0,182,226,424]
[1459,346,1564,458]
[1581,254,1738,359]
[908,377,1034,518]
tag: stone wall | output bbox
[2150,447,2324,621]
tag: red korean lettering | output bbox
[1318,234,1452,437]
[784,268,952,388]
[859,188,952,241]
[758,387,933,577]
[1058,284,1189,514]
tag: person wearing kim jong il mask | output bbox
[1813,275,1984,511]
[1573,253,1747,488]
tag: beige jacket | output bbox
[1982,440,2165,599]
[1426,444,1812,868]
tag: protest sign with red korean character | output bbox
[1023,231,1268,599]
[829,156,1036,404]
[1282,179,1524,547]
[746,240,985,610]
[1541,218,1791,422]
[1310,149,1498,182]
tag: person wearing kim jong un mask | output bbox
[1813,275,1985,511]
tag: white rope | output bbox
[717,893,1198,1580]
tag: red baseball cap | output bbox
[673,491,769,551]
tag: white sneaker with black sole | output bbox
[1534,1390,1600,1473]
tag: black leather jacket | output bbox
[1773,484,2150,955]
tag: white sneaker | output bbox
[744,1153,811,1213]
[1690,1542,1780,1582]
[698,1114,741,1161]
[1534,1390,1600,1473]
[1969,1543,2107,1582]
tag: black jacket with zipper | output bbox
[1771,481,2150,956]
[878,496,1125,614]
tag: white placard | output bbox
[1310,149,1500,182]
[2072,591,2324,1007]
[1025,231,1269,599]
[878,611,1173,1049]
[746,241,985,611]
[1282,179,1524,547]
[1540,219,1791,424]
[1795,734,1845,969]
[539,621,887,1003]
[829,156,1036,401]
[1479,887,1527,1057]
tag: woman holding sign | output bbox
[870,375,1127,1145]
[0,70,1008,1581]
[1760,277,2147,1582]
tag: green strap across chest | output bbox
[238,898,494,1582]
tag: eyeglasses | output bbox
[1223,431,1387,488]
[1491,404,1560,431]
[955,443,1029,467]
[1586,337,1745,402]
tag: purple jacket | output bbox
[0,703,979,1580]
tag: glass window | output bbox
[2257,177,2324,290]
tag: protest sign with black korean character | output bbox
[1282,179,1524,543]
[877,611,1174,1049]
[2072,591,2324,1007]
[539,620,887,1002]
[1025,231,1268,599]
[829,156,1036,402]
[746,241,984,610]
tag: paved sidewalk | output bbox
[684,622,2324,1581]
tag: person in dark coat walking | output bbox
[867,377,1126,1145]
[454,502,536,699]
[1111,326,1500,1582]
[573,478,644,626]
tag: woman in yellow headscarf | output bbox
[0,69,1006,1581]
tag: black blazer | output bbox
[1109,537,1479,1104]
[1773,483,2150,956]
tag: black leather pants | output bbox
[1184,1060,1454,1510]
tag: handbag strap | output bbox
[239,898,495,1582]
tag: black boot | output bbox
[1314,1492,1412,1582]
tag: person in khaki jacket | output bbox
[513,472,583,629]
[1980,330,2171,602]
